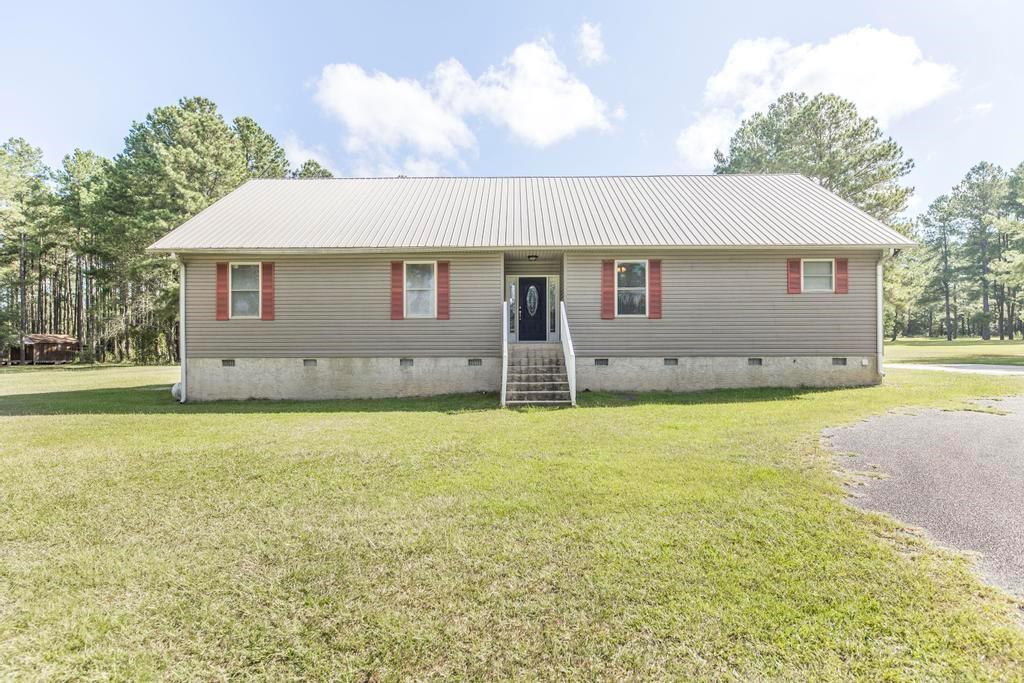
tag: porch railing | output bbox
[500,300,509,406]
[559,301,577,406]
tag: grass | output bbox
[1,366,1024,679]
[886,337,1024,366]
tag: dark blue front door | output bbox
[518,278,546,341]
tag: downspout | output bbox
[876,251,885,377]
[179,256,187,402]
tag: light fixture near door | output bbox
[527,254,538,261]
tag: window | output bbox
[615,260,647,316]
[230,263,260,318]
[802,259,834,292]
[404,262,436,318]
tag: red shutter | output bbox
[787,258,802,294]
[648,259,662,319]
[391,261,404,320]
[601,260,615,319]
[437,261,450,320]
[835,258,849,294]
[260,262,275,320]
[215,262,229,320]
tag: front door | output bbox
[518,277,547,341]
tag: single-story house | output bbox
[148,174,914,405]
[6,333,80,365]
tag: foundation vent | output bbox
[747,357,763,367]
[400,358,414,367]
[832,357,847,366]
[468,358,483,366]
[664,358,678,366]
[221,359,235,367]
[303,359,317,367]
[595,358,609,366]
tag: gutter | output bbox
[147,243,916,255]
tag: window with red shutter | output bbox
[835,258,849,294]
[437,261,450,319]
[390,261,404,320]
[261,262,275,320]
[648,259,662,319]
[787,259,802,294]
[601,260,615,319]
[215,262,229,320]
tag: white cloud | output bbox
[314,64,475,160]
[434,39,610,148]
[576,21,607,66]
[972,101,994,116]
[313,38,610,174]
[676,26,958,171]
[282,132,335,173]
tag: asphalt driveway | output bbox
[826,396,1024,597]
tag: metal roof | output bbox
[148,174,915,252]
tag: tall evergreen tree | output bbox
[233,116,289,179]
[918,196,961,340]
[951,162,1008,340]
[291,159,333,179]
[714,92,914,225]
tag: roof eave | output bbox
[148,242,914,255]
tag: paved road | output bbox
[887,362,1024,375]
[826,396,1024,597]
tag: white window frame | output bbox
[228,262,261,320]
[403,260,437,319]
[614,259,649,317]
[801,258,836,293]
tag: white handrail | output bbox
[500,300,509,406]
[559,301,577,406]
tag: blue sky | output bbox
[2,0,1021,216]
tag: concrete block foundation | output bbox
[185,356,500,401]
[575,355,881,393]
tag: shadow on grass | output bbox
[0,382,851,416]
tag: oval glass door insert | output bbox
[526,285,539,316]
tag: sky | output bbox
[2,0,1022,217]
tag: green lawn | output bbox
[886,337,1024,366]
[2,366,1024,680]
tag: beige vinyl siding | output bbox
[564,249,880,356]
[184,252,502,358]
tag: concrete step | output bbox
[506,400,573,406]
[507,391,572,402]
[507,374,568,383]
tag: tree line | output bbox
[0,97,331,363]
[2,91,1020,364]
[890,163,1024,340]
[713,92,1024,341]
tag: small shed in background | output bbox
[6,334,80,364]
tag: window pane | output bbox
[406,289,435,316]
[803,261,832,277]
[616,262,646,288]
[617,289,646,315]
[804,275,833,291]
[405,263,434,290]
[231,291,260,317]
[231,264,259,291]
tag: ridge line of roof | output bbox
[251,173,808,181]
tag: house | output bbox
[6,333,80,365]
[148,175,914,405]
